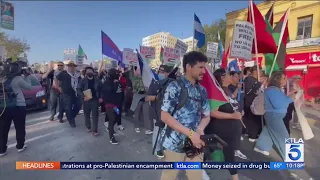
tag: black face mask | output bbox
[86,73,93,78]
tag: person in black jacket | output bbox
[77,67,103,136]
[101,68,124,144]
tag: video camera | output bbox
[0,58,28,79]
[183,134,228,159]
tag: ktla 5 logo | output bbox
[285,138,304,162]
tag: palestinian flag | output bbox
[200,66,228,110]
[265,2,274,30]
[247,1,277,54]
[265,8,290,75]
[78,45,88,59]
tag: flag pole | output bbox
[192,14,195,51]
[249,0,260,81]
[269,8,290,78]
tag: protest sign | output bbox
[140,46,155,59]
[206,42,218,59]
[230,20,254,61]
[163,47,180,65]
[1,1,14,30]
[122,48,138,66]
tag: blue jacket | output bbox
[264,87,292,114]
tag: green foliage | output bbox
[199,18,226,58]
[0,32,30,59]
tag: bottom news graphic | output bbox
[15,161,305,170]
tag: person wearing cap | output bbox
[77,67,103,136]
[42,61,65,122]
[146,64,171,159]
[56,61,81,128]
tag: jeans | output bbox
[0,106,27,153]
[62,93,81,125]
[104,105,122,126]
[83,99,99,133]
[49,90,64,120]
[255,112,289,160]
[134,101,153,130]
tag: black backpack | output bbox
[154,78,188,128]
[0,77,17,111]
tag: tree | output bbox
[200,18,226,59]
[0,32,30,60]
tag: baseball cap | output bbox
[159,65,171,73]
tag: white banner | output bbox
[206,42,218,59]
[122,48,138,66]
[76,55,84,65]
[163,47,180,65]
[230,20,254,61]
[140,46,155,59]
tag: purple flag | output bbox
[101,30,122,62]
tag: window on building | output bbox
[297,15,313,40]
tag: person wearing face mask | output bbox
[145,64,172,158]
[101,68,124,144]
[77,67,103,136]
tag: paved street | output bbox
[0,107,319,180]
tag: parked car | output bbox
[23,75,48,110]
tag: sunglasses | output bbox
[58,65,64,66]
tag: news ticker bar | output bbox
[16,162,304,170]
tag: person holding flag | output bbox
[202,68,243,180]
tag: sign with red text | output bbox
[163,47,180,65]
[122,48,138,66]
[140,46,155,59]
[285,52,320,66]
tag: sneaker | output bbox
[135,128,140,133]
[17,145,27,153]
[93,132,99,136]
[292,124,302,130]
[78,110,84,115]
[118,125,124,131]
[0,152,7,157]
[240,136,244,141]
[248,138,256,142]
[156,150,164,158]
[253,147,270,156]
[202,169,210,180]
[70,124,76,128]
[235,150,247,159]
[86,129,92,132]
[110,137,118,144]
[59,119,64,123]
[145,130,153,135]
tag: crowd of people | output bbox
[0,51,305,180]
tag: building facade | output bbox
[182,36,198,52]
[142,32,188,68]
[226,1,320,101]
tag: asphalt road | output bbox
[0,108,319,180]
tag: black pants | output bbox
[283,102,295,135]
[83,99,99,133]
[104,105,122,126]
[243,107,262,139]
[106,107,121,139]
[62,93,81,125]
[123,89,133,114]
[0,106,27,153]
